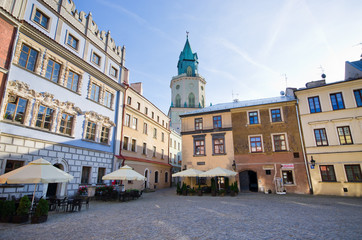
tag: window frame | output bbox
[308,96,322,113]
[110,66,118,78]
[66,33,79,51]
[249,135,263,153]
[248,111,259,125]
[81,166,91,184]
[100,126,110,144]
[45,59,61,83]
[281,170,295,185]
[271,133,288,152]
[142,142,147,155]
[123,136,129,150]
[97,167,106,184]
[330,92,345,110]
[153,146,156,158]
[353,89,362,107]
[193,135,206,156]
[270,108,282,123]
[35,105,54,130]
[213,115,222,129]
[320,165,336,182]
[18,44,39,72]
[212,133,225,155]
[132,117,138,130]
[32,8,50,30]
[90,83,101,102]
[59,113,74,136]
[3,95,29,124]
[125,114,130,127]
[344,165,362,182]
[92,52,101,66]
[314,128,328,146]
[4,159,24,174]
[104,91,113,108]
[85,121,97,141]
[195,117,203,130]
[131,139,137,152]
[337,126,353,145]
[143,122,148,135]
[66,70,80,92]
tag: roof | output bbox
[295,78,362,92]
[180,37,196,60]
[347,60,362,71]
[180,95,296,117]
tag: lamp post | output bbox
[310,156,316,169]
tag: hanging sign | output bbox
[281,164,294,169]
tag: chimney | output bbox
[130,82,143,95]
[305,79,326,88]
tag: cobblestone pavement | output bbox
[0,188,361,240]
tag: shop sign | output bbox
[281,164,294,169]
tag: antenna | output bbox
[281,74,287,89]
[319,65,326,79]
[354,42,362,59]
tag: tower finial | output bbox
[186,31,189,39]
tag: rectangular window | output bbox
[90,83,100,102]
[162,120,164,126]
[174,140,176,149]
[250,136,262,153]
[143,142,147,155]
[162,132,165,142]
[97,167,106,184]
[273,134,287,151]
[195,118,203,130]
[81,166,91,184]
[270,109,282,122]
[337,126,353,145]
[161,149,164,159]
[137,102,141,110]
[67,34,79,50]
[213,135,225,155]
[104,91,112,108]
[125,114,130,127]
[123,136,129,150]
[320,165,336,182]
[143,122,148,134]
[4,95,28,124]
[153,146,156,157]
[66,71,79,92]
[59,113,73,135]
[196,177,207,185]
[353,89,362,107]
[100,126,110,144]
[131,139,136,152]
[194,136,205,156]
[213,115,222,128]
[153,128,157,139]
[19,44,38,71]
[314,128,328,146]
[36,105,53,130]
[178,143,180,151]
[157,116,160,122]
[345,165,362,182]
[308,96,321,113]
[132,117,138,130]
[282,170,294,185]
[86,121,96,141]
[248,111,259,124]
[330,92,345,110]
[152,112,154,119]
[5,160,24,173]
[145,107,148,115]
[127,96,132,105]
[45,60,61,83]
[33,9,49,29]
[110,66,118,77]
[92,52,101,65]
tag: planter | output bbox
[12,214,29,224]
[31,215,48,224]
[211,191,217,196]
[182,190,187,196]
[230,190,236,197]
[0,216,12,223]
[197,190,203,196]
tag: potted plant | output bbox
[78,186,88,196]
[31,199,48,224]
[182,183,187,196]
[189,187,196,196]
[1,200,15,223]
[197,184,203,196]
[225,177,230,194]
[218,189,226,196]
[176,182,181,195]
[230,182,236,197]
[211,178,217,196]
[13,195,31,223]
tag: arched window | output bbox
[188,93,195,108]
[201,95,205,108]
[175,94,181,107]
[155,171,159,183]
[165,172,168,183]
[186,66,192,76]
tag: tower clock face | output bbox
[201,86,204,91]
[189,83,194,89]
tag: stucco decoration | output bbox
[42,50,67,83]
[88,76,116,109]
[83,111,115,144]
[55,102,82,137]
[63,62,84,95]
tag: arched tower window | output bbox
[201,95,205,108]
[186,66,192,76]
[175,94,181,107]
[188,93,195,108]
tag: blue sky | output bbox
[75,0,362,114]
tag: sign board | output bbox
[262,165,274,170]
[281,164,294,169]
[311,165,315,169]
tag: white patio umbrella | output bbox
[0,158,74,208]
[172,168,204,177]
[102,165,146,181]
[199,167,237,189]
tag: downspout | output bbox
[296,100,313,194]
[119,83,129,167]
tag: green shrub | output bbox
[16,196,31,216]
[1,200,15,218]
[34,199,48,217]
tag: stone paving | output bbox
[0,188,361,240]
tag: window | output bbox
[5,160,24,173]
[110,66,118,77]
[213,116,222,128]
[174,140,176,149]
[330,92,345,110]
[353,89,362,107]
[175,95,181,107]
[85,121,96,141]
[270,109,282,122]
[81,166,91,184]
[36,105,53,130]
[337,126,353,145]
[33,9,49,29]
[90,83,100,102]
[178,143,180,151]
[212,134,225,155]
[162,120,165,126]
[67,34,79,50]
[162,132,165,142]
[127,96,131,105]
[144,107,148,115]
[161,149,164,159]
[45,60,61,83]
[308,96,321,113]
[155,171,159,183]
[123,136,129,150]
[152,112,154,119]
[314,128,328,146]
[187,66,192,76]
[143,122,148,134]
[66,70,79,92]
[142,142,147,155]
[196,177,206,185]
[345,165,361,182]
[59,113,73,135]
[265,170,271,175]
[153,146,156,157]
[104,91,112,108]
[165,172,168,183]
[100,126,110,144]
[193,136,205,156]
[97,167,106,184]
[273,134,287,151]
[188,93,195,108]
[248,111,259,124]
[157,116,159,123]
[174,154,176,163]
[282,170,294,185]
[19,44,38,71]
[92,53,101,65]
[195,118,203,130]
[137,102,140,110]
[250,136,262,153]
[320,165,336,182]
[4,95,28,124]
[132,117,138,130]
[131,139,136,152]
[153,128,157,139]
[125,114,130,127]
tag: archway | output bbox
[46,163,63,197]
[239,170,258,192]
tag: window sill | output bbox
[284,184,296,186]
[81,139,110,146]
[318,181,341,183]
[193,155,206,157]
[343,181,362,183]
[0,184,25,188]
[271,121,284,124]
[87,97,114,111]
[212,153,227,156]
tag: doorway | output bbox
[239,170,258,192]
[46,164,62,197]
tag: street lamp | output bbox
[232,160,236,171]
[310,156,316,167]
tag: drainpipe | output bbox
[118,83,129,167]
[296,100,313,194]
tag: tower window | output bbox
[187,66,192,76]
[175,94,181,108]
[188,93,195,108]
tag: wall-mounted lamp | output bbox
[232,160,236,171]
[310,156,316,167]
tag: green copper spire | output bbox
[177,33,199,76]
